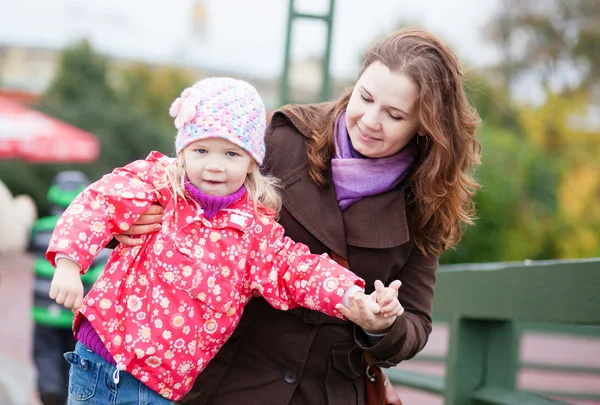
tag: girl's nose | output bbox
[205,163,225,172]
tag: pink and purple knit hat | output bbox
[170,77,267,164]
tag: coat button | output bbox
[283,369,299,384]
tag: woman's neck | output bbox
[184,180,247,219]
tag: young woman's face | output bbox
[345,61,420,158]
[183,138,253,196]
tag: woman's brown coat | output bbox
[180,104,439,405]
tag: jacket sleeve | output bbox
[247,220,365,319]
[356,243,438,366]
[46,156,165,273]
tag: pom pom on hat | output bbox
[171,77,267,164]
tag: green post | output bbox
[320,0,335,102]
[280,0,336,105]
[280,0,295,106]
[445,318,519,405]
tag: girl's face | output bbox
[183,138,254,196]
[345,61,420,158]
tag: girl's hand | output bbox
[374,279,404,318]
[114,203,164,246]
[49,258,84,310]
[335,280,403,333]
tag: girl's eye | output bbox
[226,151,240,157]
[389,113,403,121]
[195,149,207,154]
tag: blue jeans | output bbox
[64,341,173,405]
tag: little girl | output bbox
[47,77,402,403]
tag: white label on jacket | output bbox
[230,213,247,227]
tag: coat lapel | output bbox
[279,161,348,259]
[280,163,411,258]
[342,184,410,249]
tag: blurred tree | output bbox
[463,71,522,135]
[486,0,600,94]
[44,39,116,104]
[441,126,562,263]
[119,63,195,133]
[520,90,600,258]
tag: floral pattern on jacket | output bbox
[46,151,364,401]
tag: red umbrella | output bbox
[0,95,99,163]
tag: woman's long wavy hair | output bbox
[280,28,481,257]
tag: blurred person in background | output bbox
[29,171,108,405]
[116,28,481,405]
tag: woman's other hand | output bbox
[114,203,164,246]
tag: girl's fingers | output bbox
[73,294,83,310]
[49,284,58,300]
[383,303,404,318]
[374,280,386,303]
[63,293,74,309]
[389,280,402,292]
[55,289,66,305]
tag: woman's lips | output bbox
[357,126,380,142]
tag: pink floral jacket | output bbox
[46,152,364,400]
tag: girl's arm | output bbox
[247,220,365,319]
[46,153,167,273]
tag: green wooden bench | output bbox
[387,258,600,404]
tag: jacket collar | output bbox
[173,196,254,234]
[274,108,411,260]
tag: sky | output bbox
[0,0,503,80]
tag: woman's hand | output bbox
[114,203,164,246]
[336,279,403,333]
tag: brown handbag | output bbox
[364,354,403,405]
[330,252,403,405]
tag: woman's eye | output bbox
[226,151,239,157]
[360,94,372,103]
[389,114,403,121]
[195,149,207,154]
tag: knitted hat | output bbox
[170,77,266,164]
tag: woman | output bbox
[116,28,481,404]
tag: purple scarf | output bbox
[184,180,247,219]
[331,111,418,210]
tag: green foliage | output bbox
[45,39,116,104]
[120,63,194,133]
[441,126,563,264]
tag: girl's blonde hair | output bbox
[158,153,282,219]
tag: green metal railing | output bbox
[387,259,600,405]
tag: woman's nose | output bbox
[361,108,381,130]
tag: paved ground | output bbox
[1,253,599,405]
